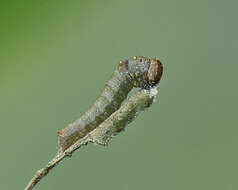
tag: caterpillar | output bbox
[57,56,163,153]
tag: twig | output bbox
[25,88,158,190]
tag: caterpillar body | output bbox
[58,56,163,153]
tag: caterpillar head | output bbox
[147,58,163,87]
[119,56,163,89]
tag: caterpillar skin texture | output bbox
[58,56,163,153]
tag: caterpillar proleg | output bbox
[57,56,163,153]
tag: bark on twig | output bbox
[24,88,159,190]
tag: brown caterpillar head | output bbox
[147,58,163,87]
[118,56,163,89]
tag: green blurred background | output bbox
[1,0,237,189]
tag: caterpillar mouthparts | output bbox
[57,56,163,153]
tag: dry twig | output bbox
[25,88,158,190]
[25,56,163,190]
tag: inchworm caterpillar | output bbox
[58,56,163,153]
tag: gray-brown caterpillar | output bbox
[58,56,163,153]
